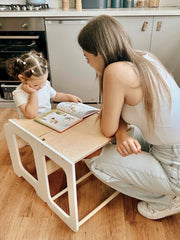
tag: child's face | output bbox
[25,72,48,91]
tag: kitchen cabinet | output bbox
[118,16,180,86]
[116,16,153,51]
[45,15,180,104]
[150,16,180,86]
[45,18,99,103]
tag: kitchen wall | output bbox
[0,0,179,8]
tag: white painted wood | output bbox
[4,116,115,232]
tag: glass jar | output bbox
[149,0,160,8]
[123,0,134,8]
[136,0,147,8]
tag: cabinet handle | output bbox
[0,36,39,39]
[21,22,28,29]
[156,21,162,31]
[141,21,148,32]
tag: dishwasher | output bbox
[45,18,100,103]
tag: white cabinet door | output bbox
[150,16,180,86]
[45,19,99,103]
[116,16,153,51]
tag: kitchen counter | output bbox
[0,7,180,18]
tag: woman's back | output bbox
[122,53,180,145]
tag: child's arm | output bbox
[18,84,39,119]
[18,91,39,119]
[51,92,82,103]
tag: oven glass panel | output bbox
[0,31,47,81]
[0,31,47,100]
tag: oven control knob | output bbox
[22,6,27,11]
[21,22,28,29]
[28,5,33,11]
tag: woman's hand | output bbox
[116,131,141,157]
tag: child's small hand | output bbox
[67,94,83,103]
[22,84,36,94]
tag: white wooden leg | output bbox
[4,123,38,186]
[32,144,79,232]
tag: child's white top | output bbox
[13,81,56,119]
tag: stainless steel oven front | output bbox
[0,17,48,106]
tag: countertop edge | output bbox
[0,7,180,18]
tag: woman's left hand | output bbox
[116,131,141,157]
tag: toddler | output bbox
[6,50,82,119]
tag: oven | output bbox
[0,17,48,105]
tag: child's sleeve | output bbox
[47,81,56,98]
[13,89,29,107]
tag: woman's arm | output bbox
[100,63,128,137]
[115,118,141,156]
[100,61,142,138]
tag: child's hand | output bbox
[67,94,83,103]
[22,84,36,94]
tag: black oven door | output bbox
[0,31,47,100]
[0,31,47,81]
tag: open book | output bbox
[34,102,100,133]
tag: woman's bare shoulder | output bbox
[104,61,140,88]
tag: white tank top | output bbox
[121,54,180,145]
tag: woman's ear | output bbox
[18,74,26,82]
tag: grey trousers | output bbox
[85,127,180,210]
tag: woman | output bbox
[78,15,180,219]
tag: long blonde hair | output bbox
[78,15,171,129]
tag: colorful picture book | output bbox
[34,102,100,133]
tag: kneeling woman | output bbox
[78,15,180,220]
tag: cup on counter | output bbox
[123,0,134,8]
[149,0,160,8]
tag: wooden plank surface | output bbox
[11,114,111,163]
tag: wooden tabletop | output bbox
[11,114,111,163]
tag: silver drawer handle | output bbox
[59,20,88,24]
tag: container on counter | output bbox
[136,0,147,7]
[62,0,69,10]
[123,0,134,8]
[82,0,108,9]
[111,0,122,8]
[149,0,160,7]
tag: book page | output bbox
[56,102,99,118]
[35,109,82,132]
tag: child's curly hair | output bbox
[6,50,48,81]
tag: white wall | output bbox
[0,0,179,8]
